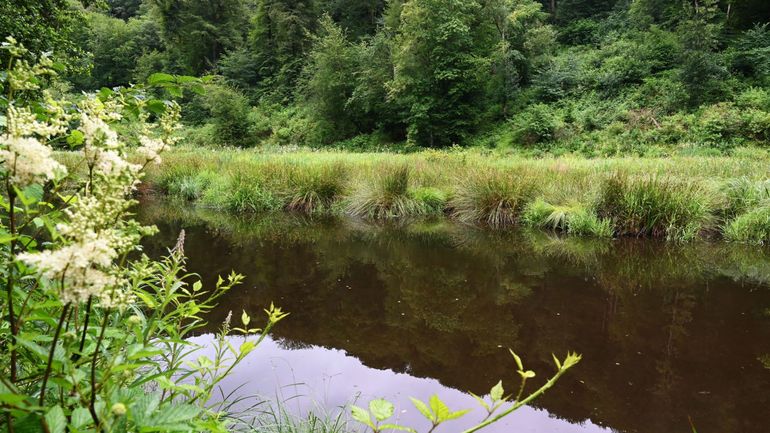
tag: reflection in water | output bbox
[139,202,770,433]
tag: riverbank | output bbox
[142,147,770,242]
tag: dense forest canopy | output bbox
[3,0,770,151]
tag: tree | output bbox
[148,0,249,75]
[390,0,487,147]
[248,0,318,102]
[0,0,84,69]
[301,15,361,142]
[320,0,385,39]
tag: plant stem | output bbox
[75,296,93,361]
[39,302,71,406]
[460,369,569,433]
[6,184,17,384]
[89,310,110,432]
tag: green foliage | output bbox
[451,169,537,228]
[190,81,255,147]
[0,46,288,433]
[147,0,250,75]
[724,206,770,243]
[351,351,582,433]
[596,174,715,241]
[347,165,431,219]
[390,0,487,147]
[522,199,612,237]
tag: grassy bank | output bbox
[141,147,770,242]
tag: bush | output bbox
[513,103,561,145]
[192,82,255,147]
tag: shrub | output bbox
[193,82,255,147]
[513,103,561,145]
[451,169,537,228]
[596,174,715,240]
[724,206,770,243]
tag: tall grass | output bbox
[346,165,433,218]
[134,147,770,242]
[596,174,716,241]
[450,168,537,228]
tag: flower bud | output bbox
[111,403,127,416]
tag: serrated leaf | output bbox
[369,399,394,422]
[45,406,66,433]
[429,395,450,422]
[409,397,434,422]
[445,409,471,421]
[241,310,251,326]
[71,408,91,429]
[350,405,373,428]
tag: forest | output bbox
[4,0,770,153]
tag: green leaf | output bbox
[410,397,433,422]
[45,406,66,433]
[518,370,536,379]
[147,73,174,85]
[490,381,504,402]
[67,130,84,147]
[552,353,562,370]
[510,349,523,370]
[429,395,450,422]
[350,405,373,428]
[146,99,166,115]
[241,310,251,326]
[445,409,471,421]
[469,392,489,412]
[70,408,91,430]
[369,399,394,422]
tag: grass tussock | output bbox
[522,199,613,237]
[597,174,716,241]
[724,206,770,244]
[134,147,770,242]
[283,162,348,213]
[450,169,537,228]
[346,165,433,219]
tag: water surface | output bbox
[140,202,770,433]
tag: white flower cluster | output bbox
[137,136,166,165]
[18,236,118,305]
[0,135,67,187]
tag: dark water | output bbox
[139,202,770,433]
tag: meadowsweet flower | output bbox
[0,135,67,187]
[137,136,166,164]
[94,149,141,179]
[5,105,68,139]
[18,237,119,304]
[81,114,120,150]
